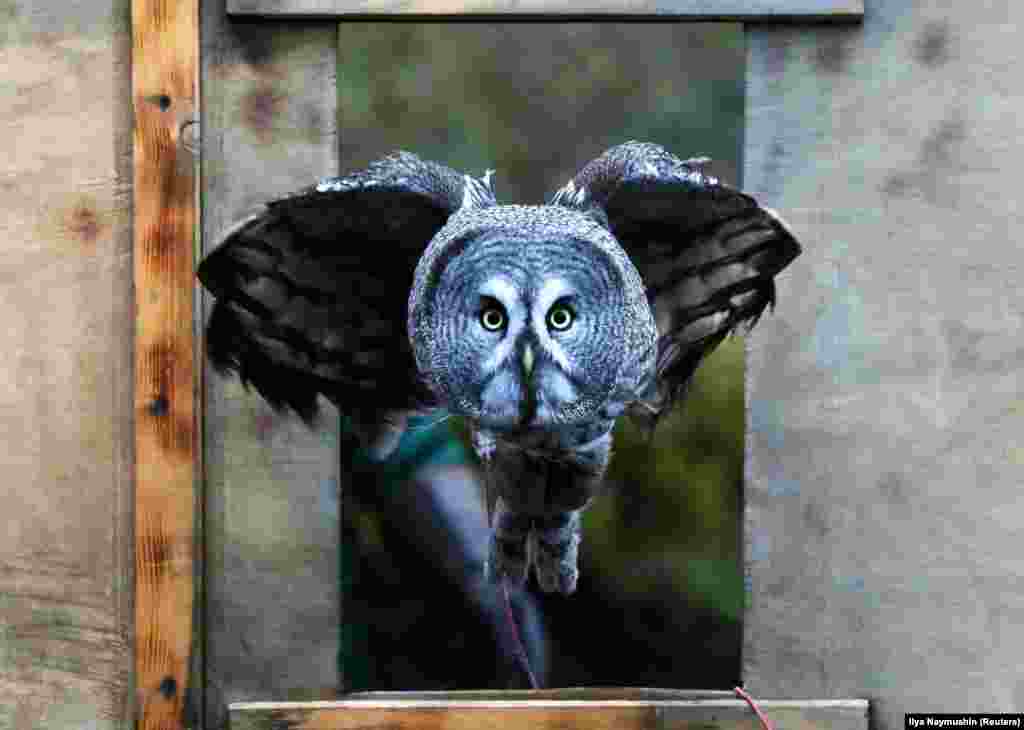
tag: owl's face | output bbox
[409,206,657,433]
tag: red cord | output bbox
[734,686,774,730]
[502,578,539,689]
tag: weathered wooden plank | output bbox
[228,0,862,18]
[133,0,199,727]
[743,1,1024,729]
[229,696,868,730]
[200,0,341,725]
[0,0,135,726]
[343,689,742,701]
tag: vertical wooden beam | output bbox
[132,0,199,726]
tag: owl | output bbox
[198,141,801,596]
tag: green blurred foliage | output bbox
[588,335,746,622]
[337,23,746,199]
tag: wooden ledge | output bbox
[230,689,869,730]
[226,0,865,20]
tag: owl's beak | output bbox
[521,344,535,378]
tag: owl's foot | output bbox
[532,511,581,595]
[485,503,531,588]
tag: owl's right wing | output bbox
[197,151,496,450]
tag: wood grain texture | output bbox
[133,0,199,727]
[343,689,743,700]
[0,0,134,726]
[743,1,1024,728]
[228,695,868,730]
[227,0,862,18]
[200,1,341,726]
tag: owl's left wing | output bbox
[549,141,801,429]
[198,151,496,455]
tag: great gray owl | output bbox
[198,141,801,596]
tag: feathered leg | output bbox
[532,510,582,595]
[486,498,532,588]
[475,425,613,595]
[531,429,611,594]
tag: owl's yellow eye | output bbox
[547,304,574,332]
[480,306,506,331]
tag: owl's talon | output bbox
[533,544,579,594]
[488,499,531,586]
[533,512,581,595]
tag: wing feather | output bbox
[198,151,497,437]
[550,141,801,428]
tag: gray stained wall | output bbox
[1,0,1022,727]
[200,3,342,725]
[743,1,1024,725]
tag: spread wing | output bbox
[549,141,802,430]
[197,151,496,449]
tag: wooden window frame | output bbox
[131,1,862,728]
[225,0,864,19]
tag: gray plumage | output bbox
[197,141,801,595]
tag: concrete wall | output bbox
[744,1,1024,726]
